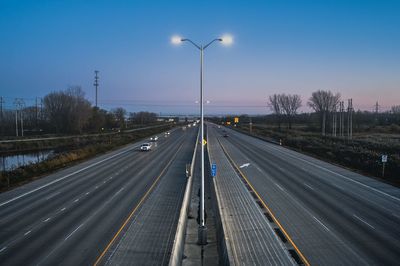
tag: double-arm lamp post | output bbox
[172,34,233,244]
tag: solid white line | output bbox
[304,183,314,190]
[64,223,84,241]
[267,145,400,203]
[43,217,51,222]
[353,214,375,229]
[24,230,31,236]
[60,207,66,212]
[0,144,141,208]
[74,198,79,203]
[313,216,330,231]
[275,183,284,191]
[0,246,6,253]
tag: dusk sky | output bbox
[0,0,399,115]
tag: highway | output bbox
[210,124,400,265]
[0,126,196,265]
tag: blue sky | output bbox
[0,0,399,114]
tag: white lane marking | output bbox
[74,198,79,203]
[45,191,60,200]
[304,183,314,190]
[103,180,107,184]
[275,183,284,191]
[353,214,375,229]
[239,163,250,168]
[0,246,6,253]
[266,144,400,203]
[64,223,85,241]
[43,217,51,222]
[313,216,330,231]
[60,207,66,212]
[24,230,31,236]
[86,192,90,195]
[95,186,99,189]
[115,187,125,196]
[0,143,141,207]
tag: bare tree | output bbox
[308,90,340,136]
[129,111,157,125]
[43,86,91,134]
[111,107,127,129]
[268,94,282,130]
[279,94,302,129]
[391,105,400,114]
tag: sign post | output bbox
[382,155,387,177]
[211,163,217,177]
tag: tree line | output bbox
[0,86,159,136]
[268,90,400,136]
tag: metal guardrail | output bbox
[169,128,200,266]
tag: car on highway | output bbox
[140,143,152,151]
[150,136,158,141]
[223,133,229,137]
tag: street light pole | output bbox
[172,34,232,245]
[200,45,205,237]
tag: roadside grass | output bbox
[236,124,400,186]
[0,125,174,191]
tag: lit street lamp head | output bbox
[171,35,183,45]
[220,34,233,45]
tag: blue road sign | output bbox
[211,163,217,177]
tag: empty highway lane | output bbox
[0,127,196,265]
[211,124,400,265]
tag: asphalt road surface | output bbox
[211,124,400,265]
[0,126,196,265]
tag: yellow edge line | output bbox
[219,140,311,266]
[93,140,185,266]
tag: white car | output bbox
[140,143,152,151]
[150,136,158,141]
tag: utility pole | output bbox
[13,98,25,137]
[0,97,4,136]
[94,70,99,107]
[20,100,24,137]
[35,97,39,130]
[350,99,353,139]
[40,98,44,121]
[249,117,253,134]
[14,99,19,137]
[347,99,353,140]
[339,101,344,138]
[332,104,337,137]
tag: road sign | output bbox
[203,139,207,145]
[382,155,388,163]
[211,163,217,177]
